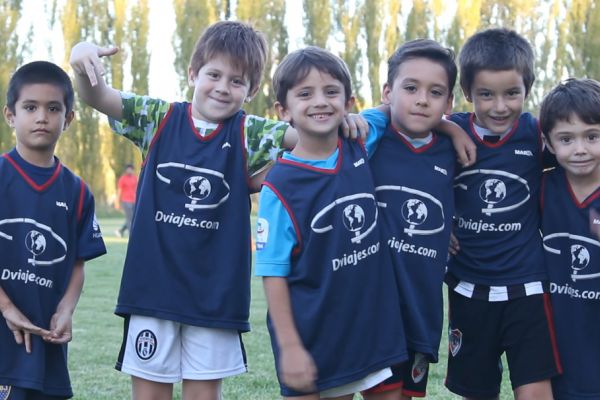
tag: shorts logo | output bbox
[449,328,462,357]
[411,353,428,383]
[136,329,157,360]
[0,386,11,400]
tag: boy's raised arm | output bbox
[69,42,124,120]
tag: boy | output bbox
[539,78,600,399]
[255,46,407,399]
[361,39,459,399]
[115,163,138,238]
[69,21,297,400]
[0,61,106,399]
[445,28,562,399]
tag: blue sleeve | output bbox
[77,184,107,261]
[361,108,389,158]
[255,185,296,277]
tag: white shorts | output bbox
[319,368,392,398]
[116,315,247,383]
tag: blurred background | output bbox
[1,0,599,209]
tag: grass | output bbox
[69,218,512,399]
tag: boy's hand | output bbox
[69,42,119,87]
[2,305,50,353]
[341,113,369,141]
[44,309,73,344]
[453,132,477,167]
[448,232,460,256]
[279,343,318,393]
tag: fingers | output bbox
[448,233,460,256]
[340,117,351,138]
[24,331,32,353]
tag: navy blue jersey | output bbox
[448,112,545,286]
[115,103,252,331]
[0,149,105,397]
[369,126,455,361]
[263,138,407,393]
[542,168,600,399]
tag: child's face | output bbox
[467,69,526,135]
[4,83,73,157]
[276,68,351,138]
[546,113,600,181]
[383,58,452,138]
[188,54,253,123]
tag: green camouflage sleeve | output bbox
[244,115,289,176]
[109,92,171,159]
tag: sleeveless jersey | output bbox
[115,103,252,331]
[263,138,407,393]
[448,112,545,285]
[369,126,455,361]
[0,149,106,396]
[542,167,600,399]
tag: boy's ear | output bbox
[246,86,260,103]
[543,134,556,154]
[274,101,291,122]
[187,67,197,87]
[63,110,75,130]
[345,95,356,112]
[445,93,454,115]
[3,106,16,129]
[382,83,392,105]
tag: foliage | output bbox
[4,0,600,203]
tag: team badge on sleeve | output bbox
[136,329,157,360]
[256,218,269,250]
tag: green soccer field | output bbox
[68,218,512,399]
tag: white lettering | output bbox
[155,210,218,230]
[434,165,448,175]
[514,149,533,156]
[331,242,380,271]
[353,158,365,167]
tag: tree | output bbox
[303,0,332,47]
[363,0,383,105]
[334,0,364,109]
[237,0,288,117]
[0,0,23,151]
[404,0,430,41]
[172,0,216,99]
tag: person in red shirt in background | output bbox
[115,163,138,238]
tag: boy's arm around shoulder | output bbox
[69,42,124,120]
[263,277,317,393]
[44,259,85,344]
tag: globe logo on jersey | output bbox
[25,230,47,256]
[455,169,530,216]
[543,232,599,282]
[479,179,507,205]
[342,204,365,232]
[376,186,444,237]
[156,162,230,211]
[184,176,212,201]
[571,244,590,271]
[401,199,428,225]
[311,193,377,244]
